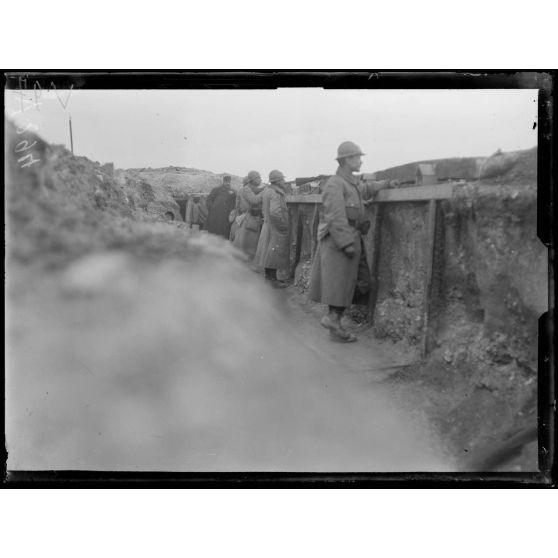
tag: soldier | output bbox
[190,196,208,231]
[254,170,290,288]
[229,176,247,243]
[307,141,398,342]
[206,175,237,238]
[233,170,265,260]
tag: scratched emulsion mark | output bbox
[8,75,74,169]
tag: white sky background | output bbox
[5,88,537,179]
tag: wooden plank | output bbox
[376,183,454,203]
[421,199,438,358]
[286,184,454,206]
[286,194,322,204]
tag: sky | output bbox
[5,88,538,180]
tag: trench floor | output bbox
[282,287,414,385]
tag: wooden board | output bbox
[376,183,455,203]
[286,194,322,204]
[286,184,455,206]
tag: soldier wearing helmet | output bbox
[308,141,399,342]
[254,170,290,288]
[232,170,265,260]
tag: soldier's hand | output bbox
[343,244,356,258]
[389,179,400,188]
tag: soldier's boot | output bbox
[328,329,357,343]
[320,313,357,342]
[320,314,339,330]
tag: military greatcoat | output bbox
[307,166,390,307]
[254,183,290,271]
[206,185,237,238]
[233,184,264,259]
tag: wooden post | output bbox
[310,202,320,260]
[69,116,74,155]
[294,208,303,275]
[289,204,300,278]
[368,204,385,324]
[421,199,438,357]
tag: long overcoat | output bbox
[191,200,208,227]
[233,184,264,259]
[206,185,237,238]
[254,184,290,270]
[307,166,390,307]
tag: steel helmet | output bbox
[269,169,285,184]
[336,141,365,161]
[247,170,261,183]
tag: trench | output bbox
[5,119,543,474]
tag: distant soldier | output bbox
[233,170,265,260]
[254,170,290,288]
[206,175,237,238]
[229,176,247,243]
[190,196,208,230]
[308,141,398,342]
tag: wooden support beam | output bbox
[376,183,454,203]
[287,194,322,204]
[289,204,302,278]
[368,204,385,324]
[294,210,303,276]
[286,183,455,206]
[310,203,320,260]
[421,199,438,358]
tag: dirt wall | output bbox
[5,120,188,271]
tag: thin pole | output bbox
[69,116,74,155]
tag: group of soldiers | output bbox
[204,169,291,289]
[203,141,398,343]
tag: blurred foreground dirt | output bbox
[7,248,452,471]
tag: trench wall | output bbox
[294,171,546,457]
[296,181,546,360]
[367,183,546,360]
